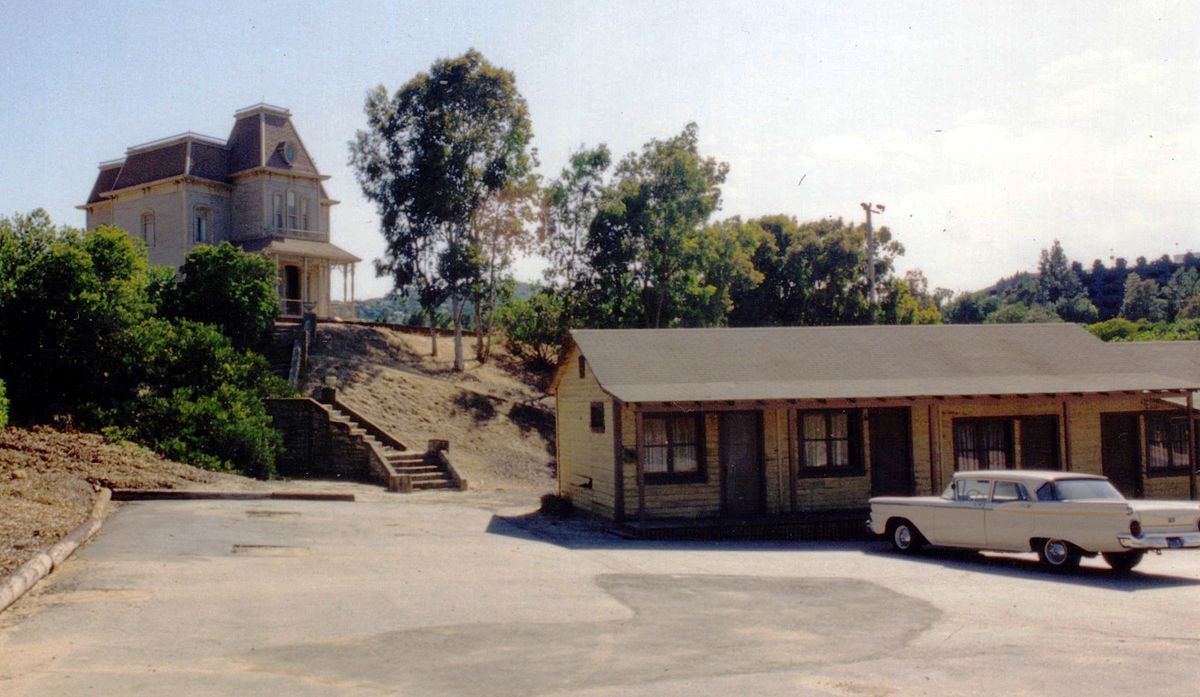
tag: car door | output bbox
[985,480,1035,551]
[932,478,990,546]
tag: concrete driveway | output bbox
[2,497,1200,696]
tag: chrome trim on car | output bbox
[1117,532,1200,550]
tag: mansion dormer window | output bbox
[282,142,296,165]
[194,206,211,243]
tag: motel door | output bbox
[870,408,914,496]
[721,412,762,515]
[1101,413,1143,498]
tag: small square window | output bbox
[590,402,605,433]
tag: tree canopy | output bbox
[351,48,535,370]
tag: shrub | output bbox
[115,319,290,478]
[0,211,288,478]
[166,242,279,352]
[0,379,8,430]
[497,289,567,368]
[1087,317,1143,342]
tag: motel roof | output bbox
[554,324,1198,404]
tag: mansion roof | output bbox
[85,104,328,205]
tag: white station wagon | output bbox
[868,470,1200,571]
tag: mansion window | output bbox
[642,413,702,481]
[194,207,210,243]
[273,193,284,229]
[287,191,298,229]
[300,197,310,230]
[798,409,863,476]
[140,211,155,247]
[1146,414,1191,473]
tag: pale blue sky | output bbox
[2,1,1196,298]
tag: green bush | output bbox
[0,379,8,430]
[0,211,288,478]
[1087,317,1144,342]
[497,289,567,368]
[166,242,279,352]
[114,318,290,478]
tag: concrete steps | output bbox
[325,404,456,492]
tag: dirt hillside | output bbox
[301,323,557,495]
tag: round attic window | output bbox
[282,142,296,165]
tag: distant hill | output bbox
[355,281,538,328]
[966,252,1199,321]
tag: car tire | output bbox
[1102,551,1144,573]
[1036,538,1082,571]
[888,519,923,554]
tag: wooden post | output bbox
[635,409,646,528]
[1060,400,1072,471]
[928,402,941,494]
[302,257,309,306]
[786,408,797,512]
[1189,392,1197,500]
[612,398,625,523]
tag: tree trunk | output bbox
[428,307,438,358]
[452,295,465,372]
[474,301,484,362]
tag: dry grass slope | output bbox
[302,324,557,495]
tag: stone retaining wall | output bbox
[267,398,388,485]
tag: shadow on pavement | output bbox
[488,511,1200,590]
[488,510,894,553]
[862,545,1200,590]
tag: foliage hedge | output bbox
[0,379,8,430]
[0,210,288,477]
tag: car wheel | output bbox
[889,519,923,553]
[1037,538,1081,571]
[1102,551,1145,573]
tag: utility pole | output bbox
[861,202,885,322]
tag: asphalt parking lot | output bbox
[2,497,1200,696]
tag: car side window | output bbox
[1036,482,1056,501]
[954,478,992,502]
[991,481,1028,503]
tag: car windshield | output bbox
[1037,479,1125,502]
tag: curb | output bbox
[110,489,356,502]
[0,488,112,614]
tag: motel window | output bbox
[273,193,284,229]
[590,402,605,433]
[642,413,703,481]
[953,418,1014,470]
[194,207,211,243]
[1018,416,1061,470]
[140,211,155,247]
[798,409,862,476]
[1146,414,1191,474]
[287,191,298,229]
[300,197,310,230]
